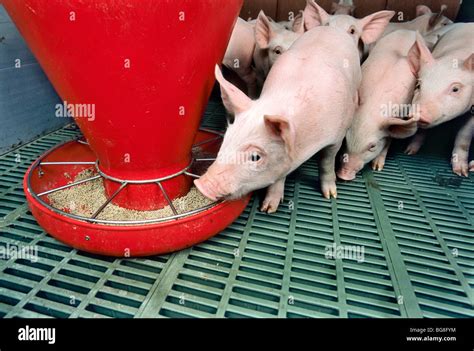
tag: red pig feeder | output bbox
[4,0,249,257]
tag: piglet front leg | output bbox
[405,130,427,155]
[452,117,474,177]
[319,143,341,199]
[372,138,392,171]
[260,177,285,213]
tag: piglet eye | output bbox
[452,86,460,93]
[368,143,377,152]
[250,152,261,162]
[273,46,282,55]
[349,27,355,35]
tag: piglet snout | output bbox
[418,118,432,128]
[194,178,228,201]
[194,178,218,201]
[337,168,357,181]
[414,107,433,128]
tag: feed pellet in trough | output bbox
[48,169,213,223]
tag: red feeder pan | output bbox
[5,0,249,256]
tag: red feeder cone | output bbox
[4,0,250,256]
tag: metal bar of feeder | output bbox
[95,159,193,184]
[156,182,178,216]
[40,161,96,166]
[195,158,216,162]
[184,171,200,178]
[91,182,128,219]
[37,175,101,197]
[26,132,223,225]
[192,136,222,148]
[199,127,224,136]
[77,140,89,145]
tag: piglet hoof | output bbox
[452,161,469,177]
[371,158,385,172]
[404,144,420,155]
[321,182,338,200]
[260,196,282,214]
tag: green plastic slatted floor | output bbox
[0,101,473,318]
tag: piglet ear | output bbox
[463,53,474,71]
[382,117,418,139]
[255,10,275,49]
[359,10,395,44]
[416,5,432,17]
[292,10,305,34]
[407,32,434,76]
[428,5,448,29]
[303,0,330,30]
[264,115,296,157]
[215,65,252,115]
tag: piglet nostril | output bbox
[337,169,356,181]
[194,179,218,201]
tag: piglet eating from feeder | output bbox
[195,15,393,213]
